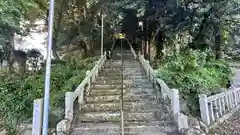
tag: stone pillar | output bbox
[32,98,43,135]
[199,94,210,125]
[172,89,180,121]
[65,92,73,121]
[56,120,71,135]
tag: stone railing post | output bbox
[234,91,238,106]
[32,98,43,135]
[57,56,108,135]
[225,90,230,111]
[146,60,150,79]
[65,92,73,121]
[159,79,167,100]
[199,94,210,125]
[176,113,188,131]
[138,52,142,61]
[104,51,107,61]
[95,61,99,79]
[86,70,91,89]
[78,87,84,106]
[172,89,180,121]
[152,73,156,89]
[56,120,71,135]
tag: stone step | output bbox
[102,67,142,69]
[82,102,120,112]
[104,61,140,64]
[110,54,134,57]
[100,71,146,76]
[74,120,174,127]
[94,79,150,85]
[109,53,133,56]
[121,58,137,60]
[72,122,178,135]
[125,100,159,111]
[92,84,123,89]
[104,63,141,68]
[101,67,144,72]
[125,53,133,55]
[72,122,120,135]
[123,124,177,134]
[81,100,158,112]
[111,52,132,55]
[124,88,156,94]
[86,88,121,96]
[78,110,165,123]
[92,83,153,89]
[99,71,146,77]
[106,60,139,63]
[98,75,148,80]
[110,59,137,61]
[85,94,156,103]
[124,120,175,126]
[87,88,155,96]
[78,111,121,122]
[103,65,141,69]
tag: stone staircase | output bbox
[71,48,179,135]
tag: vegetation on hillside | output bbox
[146,0,239,116]
[0,57,96,133]
[156,49,232,116]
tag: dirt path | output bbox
[212,110,240,135]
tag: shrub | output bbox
[0,56,97,133]
[156,49,232,116]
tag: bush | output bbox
[156,49,232,116]
[0,56,97,133]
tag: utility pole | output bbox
[120,37,124,135]
[42,0,55,134]
[101,10,104,56]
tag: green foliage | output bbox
[0,57,96,133]
[0,0,43,63]
[156,50,233,116]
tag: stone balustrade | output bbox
[127,41,188,132]
[56,53,107,135]
[199,88,240,126]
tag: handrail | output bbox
[126,39,137,59]
[207,88,235,102]
[138,52,180,117]
[127,42,188,131]
[199,87,240,126]
[57,52,107,134]
[73,55,106,102]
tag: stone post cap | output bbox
[86,70,90,75]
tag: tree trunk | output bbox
[214,24,223,59]
[7,33,15,72]
[51,0,67,60]
[52,41,60,60]
[193,12,210,46]
[155,30,164,59]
